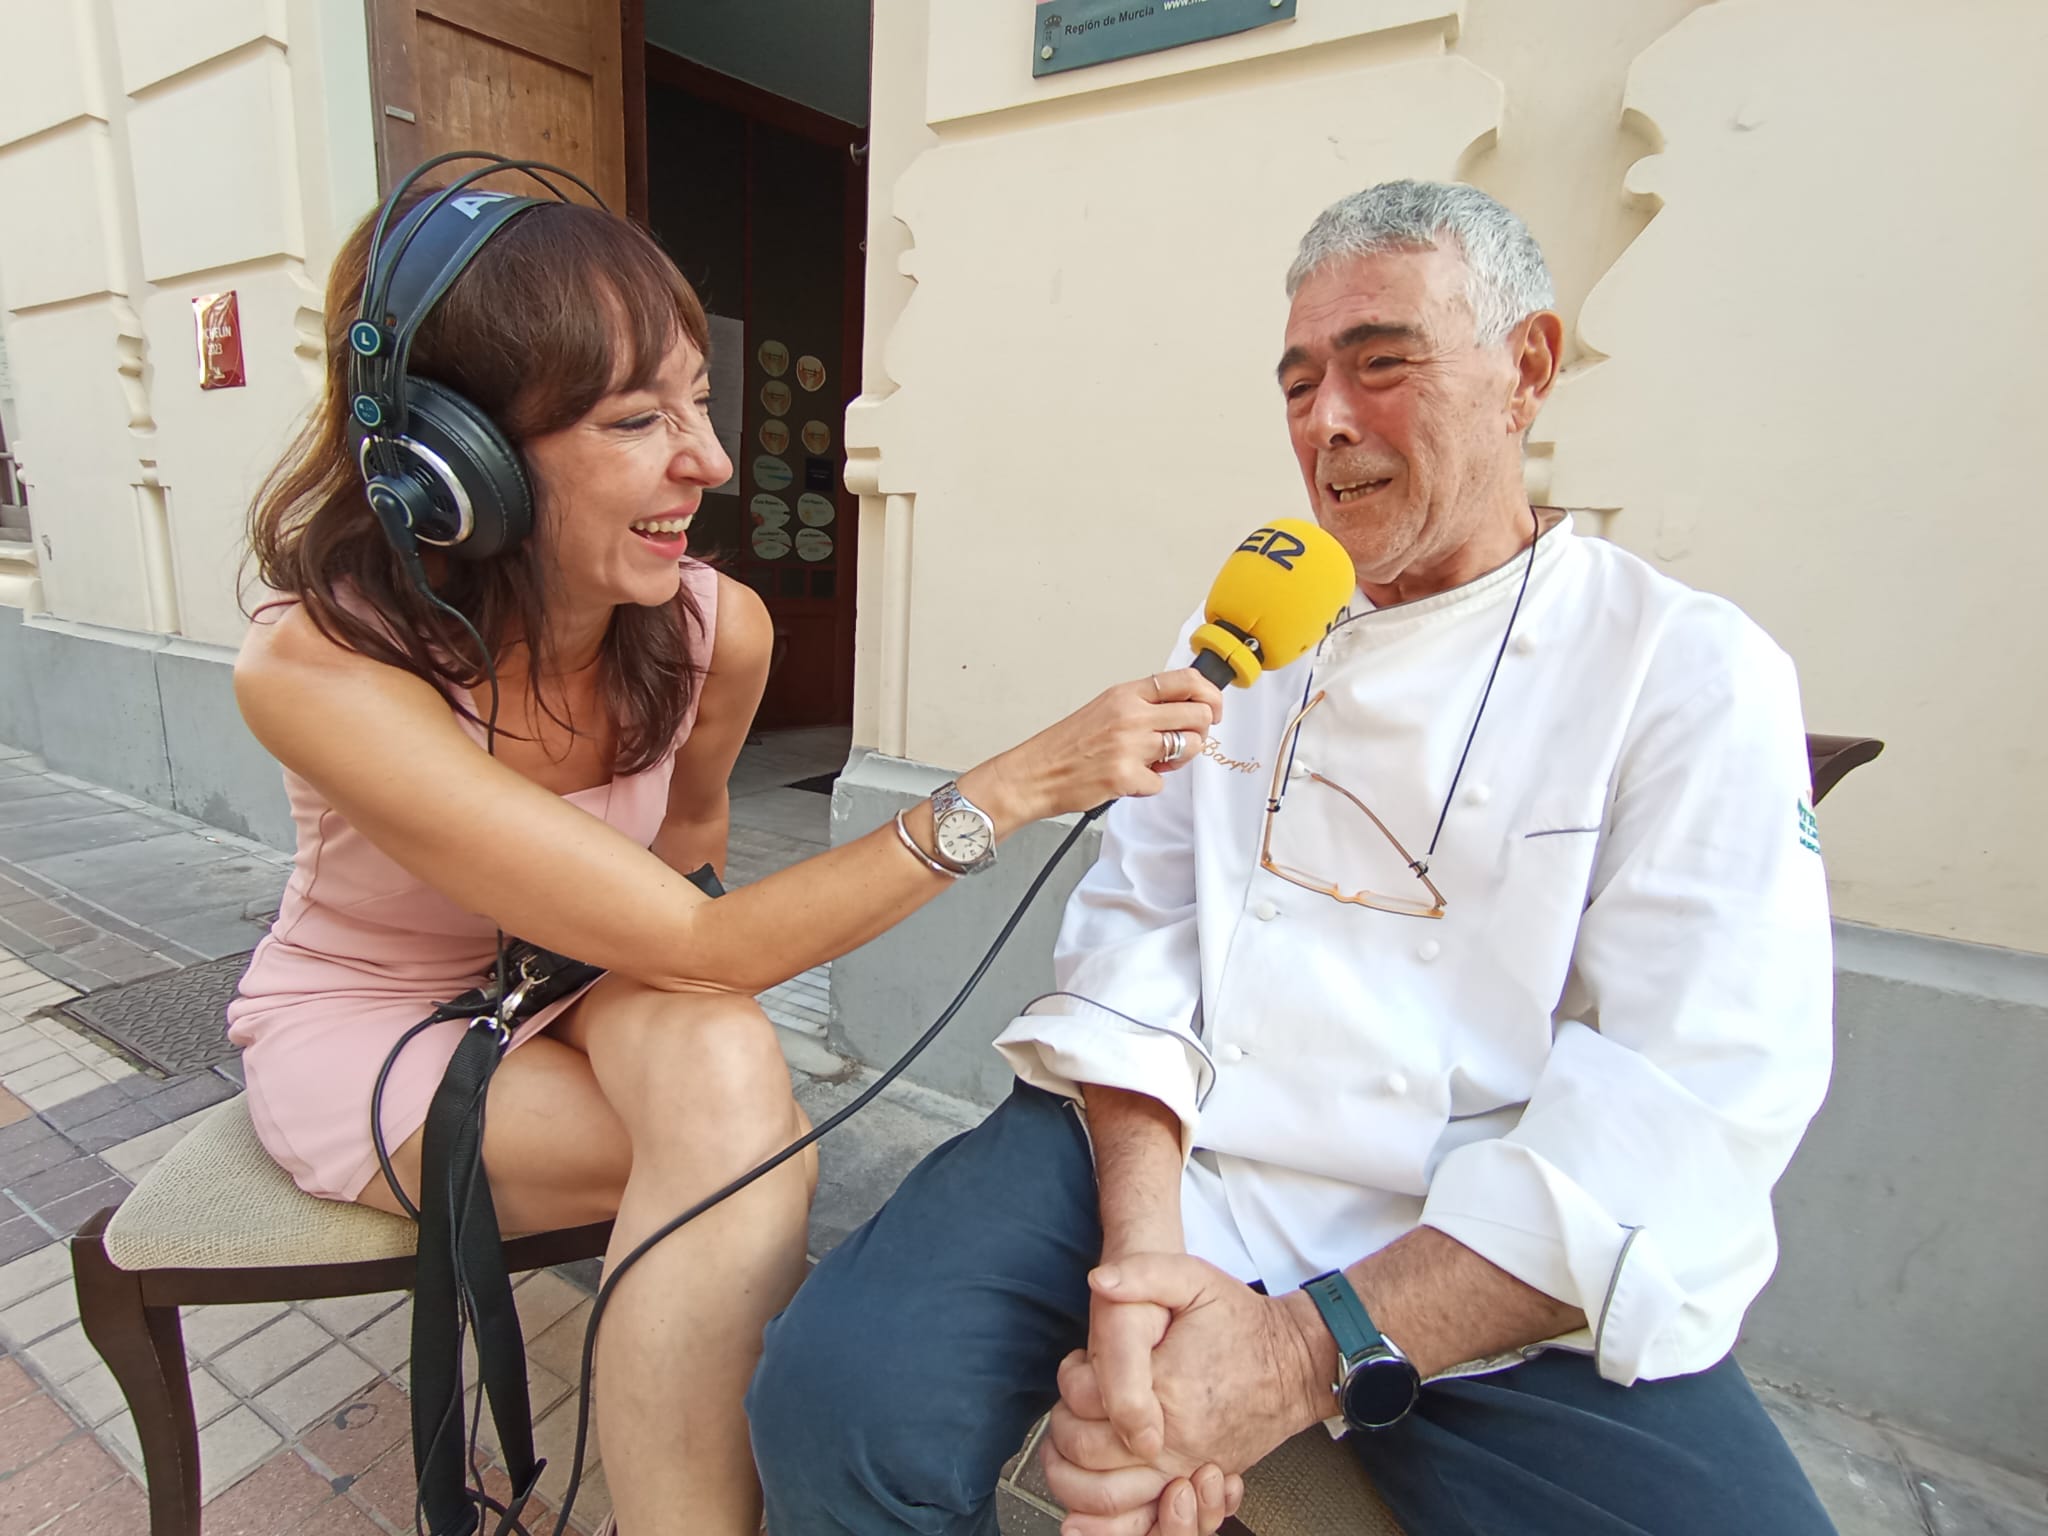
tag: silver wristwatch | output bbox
[928,780,997,875]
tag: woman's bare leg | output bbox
[361,980,816,1535]
[559,981,814,1535]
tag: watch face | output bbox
[1341,1352,1420,1430]
[935,809,992,865]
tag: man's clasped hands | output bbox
[1042,1253,1336,1536]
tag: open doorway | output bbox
[638,51,865,730]
[362,0,871,730]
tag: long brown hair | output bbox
[247,187,713,774]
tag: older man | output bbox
[749,182,1836,1536]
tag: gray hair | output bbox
[1285,180,1555,346]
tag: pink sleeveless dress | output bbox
[227,563,718,1202]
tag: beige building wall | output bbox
[1536,0,2048,953]
[850,0,2048,956]
[0,0,378,646]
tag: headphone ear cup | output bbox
[397,379,534,561]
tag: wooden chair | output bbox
[1806,734,1884,806]
[70,734,1882,1536]
[70,1100,609,1535]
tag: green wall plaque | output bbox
[1033,0,1297,78]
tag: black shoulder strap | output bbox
[412,1023,542,1536]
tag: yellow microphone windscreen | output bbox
[1190,519,1356,686]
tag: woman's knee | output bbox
[580,983,801,1155]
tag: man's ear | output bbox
[1508,310,1565,433]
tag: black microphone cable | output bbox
[546,801,1111,1535]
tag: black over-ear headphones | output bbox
[346,152,607,573]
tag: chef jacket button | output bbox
[1384,1071,1409,1095]
[1254,900,1279,922]
[1417,939,1441,962]
[1220,1043,1245,1064]
[1465,783,1492,806]
[1512,631,1537,656]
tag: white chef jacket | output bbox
[993,515,1833,1386]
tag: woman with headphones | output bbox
[228,164,1220,1536]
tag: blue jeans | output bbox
[747,1083,1834,1535]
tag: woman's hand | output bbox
[964,668,1224,829]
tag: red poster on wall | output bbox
[193,292,246,389]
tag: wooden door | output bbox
[366,0,627,209]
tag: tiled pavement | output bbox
[0,762,289,996]
[2,732,2046,1536]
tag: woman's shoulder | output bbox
[239,578,408,665]
[704,565,770,663]
[235,593,442,740]
[664,569,772,754]
[699,568,772,677]
[237,597,344,681]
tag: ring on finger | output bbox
[1159,728,1185,763]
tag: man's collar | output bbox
[1331,507,1572,632]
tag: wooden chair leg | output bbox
[71,1209,202,1536]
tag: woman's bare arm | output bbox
[235,603,1218,997]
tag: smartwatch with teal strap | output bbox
[1302,1270,1421,1430]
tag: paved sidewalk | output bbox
[1,734,2045,1536]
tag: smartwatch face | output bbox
[1341,1353,1420,1430]
[935,808,993,866]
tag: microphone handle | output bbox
[1191,648,1237,690]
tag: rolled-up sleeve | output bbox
[994,649,1213,1158]
[1421,609,1834,1384]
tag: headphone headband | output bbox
[374,192,541,336]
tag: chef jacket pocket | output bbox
[1483,822,1603,1006]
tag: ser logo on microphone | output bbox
[1237,526,1309,570]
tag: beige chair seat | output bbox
[1237,1426,1405,1535]
[102,1095,418,1273]
[74,1095,613,1535]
